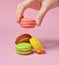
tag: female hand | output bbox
[16,0,59,26]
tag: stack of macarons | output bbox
[15,33,45,55]
[18,18,36,29]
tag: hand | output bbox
[16,0,59,26]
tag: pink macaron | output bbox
[20,18,36,28]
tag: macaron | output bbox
[29,36,45,54]
[20,18,36,28]
[15,42,32,55]
[15,33,32,44]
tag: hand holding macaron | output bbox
[16,0,59,26]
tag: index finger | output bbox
[16,0,34,23]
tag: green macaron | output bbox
[15,42,32,55]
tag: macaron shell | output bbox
[21,19,36,25]
[32,37,44,51]
[15,34,31,44]
[16,37,30,44]
[16,50,32,55]
[15,43,32,55]
[20,18,36,28]
[16,34,31,40]
[16,43,32,51]
[30,38,42,54]
[29,37,44,54]
[21,18,35,22]
[20,24,35,28]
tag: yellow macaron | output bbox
[29,36,45,54]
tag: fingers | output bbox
[16,3,25,22]
[36,0,52,26]
[16,0,34,22]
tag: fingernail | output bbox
[17,15,23,23]
[36,19,41,26]
[17,18,19,23]
[16,18,20,23]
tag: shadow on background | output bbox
[40,39,59,50]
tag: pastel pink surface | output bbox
[0,0,59,65]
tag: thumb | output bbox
[36,1,51,26]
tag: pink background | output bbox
[0,0,59,65]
